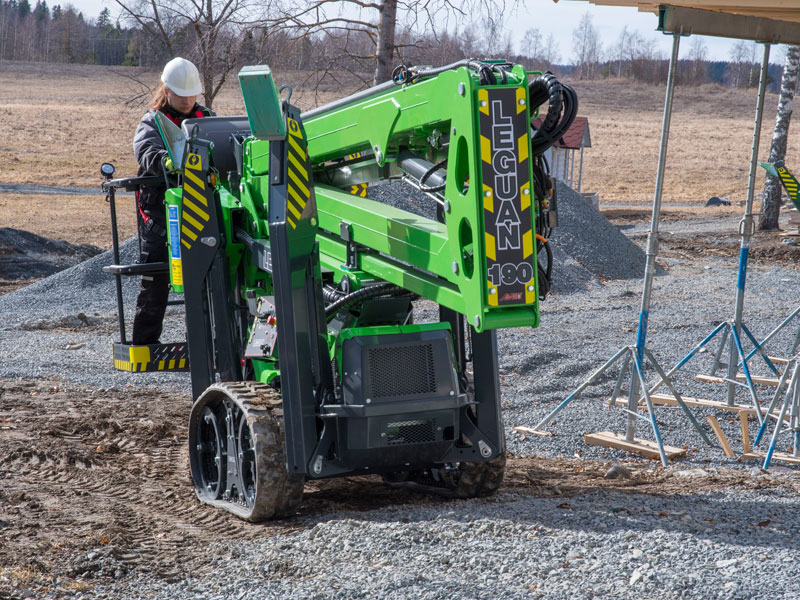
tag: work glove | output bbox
[164,156,177,172]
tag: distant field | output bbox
[0,60,796,246]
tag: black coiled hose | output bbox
[537,238,553,300]
[529,73,579,156]
[324,281,403,318]
[322,285,345,304]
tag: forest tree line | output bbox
[0,0,789,94]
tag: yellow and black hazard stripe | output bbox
[286,117,311,229]
[778,165,799,202]
[180,151,211,250]
[348,183,368,197]
[113,343,190,373]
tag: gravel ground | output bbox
[2,184,800,598]
[93,485,800,600]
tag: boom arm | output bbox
[240,62,541,332]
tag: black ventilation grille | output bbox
[368,343,436,398]
[386,419,436,445]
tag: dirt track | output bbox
[2,376,797,598]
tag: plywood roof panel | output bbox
[575,1,800,24]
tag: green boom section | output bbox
[298,64,539,331]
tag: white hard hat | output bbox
[161,57,202,97]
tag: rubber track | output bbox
[190,382,304,522]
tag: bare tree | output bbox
[114,0,264,108]
[572,12,600,79]
[271,0,516,87]
[520,26,541,61]
[613,25,629,77]
[541,31,559,67]
[759,45,800,231]
[686,35,707,85]
[728,39,750,88]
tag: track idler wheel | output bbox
[188,382,304,521]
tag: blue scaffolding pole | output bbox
[533,33,712,466]
[648,43,774,426]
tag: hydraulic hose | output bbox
[529,73,563,133]
[392,59,498,86]
[537,238,553,300]
[322,285,345,303]
[324,281,403,318]
[529,73,579,156]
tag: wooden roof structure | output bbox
[563,1,800,44]
[582,1,800,23]
[531,117,591,150]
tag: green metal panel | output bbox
[238,66,286,140]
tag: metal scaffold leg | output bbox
[532,34,712,466]
[649,43,773,426]
[745,305,800,366]
[752,355,800,469]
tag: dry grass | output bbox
[1,61,797,250]
[576,79,797,204]
[0,193,137,247]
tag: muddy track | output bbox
[1,378,795,597]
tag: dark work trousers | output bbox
[131,207,169,345]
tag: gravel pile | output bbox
[0,227,101,280]
[95,485,800,600]
[549,181,652,284]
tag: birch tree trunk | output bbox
[759,45,800,230]
[374,0,397,85]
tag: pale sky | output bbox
[70,0,776,65]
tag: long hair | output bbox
[151,83,169,111]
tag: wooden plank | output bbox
[584,431,686,461]
[588,1,800,24]
[741,451,800,465]
[638,393,754,413]
[695,374,726,384]
[695,373,784,387]
[512,426,554,437]
[767,356,790,365]
[647,394,789,422]
[740,411,751,453]
[706,415,735,457]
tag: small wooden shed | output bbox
[532,116,592,192]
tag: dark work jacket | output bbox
[133,103,214,212]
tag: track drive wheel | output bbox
[188,382,304,521]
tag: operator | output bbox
[131,57,214,345]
